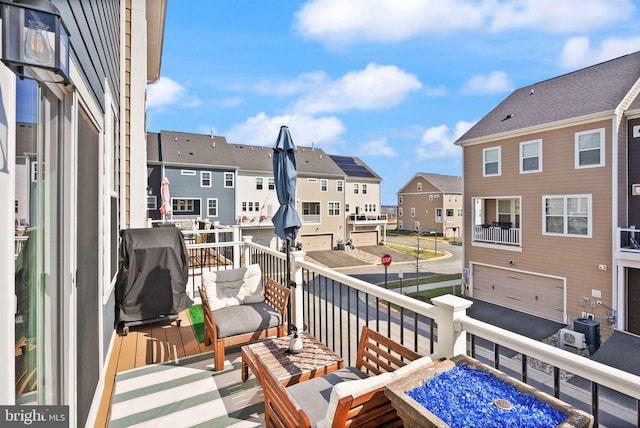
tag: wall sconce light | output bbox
[147,186,153,196]
[1,0,70,85]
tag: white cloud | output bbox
[225,112,346,147]
[148,77,201,109]
[425,85,448,97]
[220,97,244,107]
[559,36,640,69]
[294,0,634,47]
[416,121,473,159]
[357,138,397,157]
[294,63,422,114]
[489,0,634,33]
[255,71,329,96]
[461,71,512,95]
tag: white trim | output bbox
[542,194,592,238]
[200,170,212,188]
[483,146,501,177]
[574,128,605,169]
[519,138,542,174]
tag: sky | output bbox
[148,0,640,205]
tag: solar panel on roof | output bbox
[330,155,375,177]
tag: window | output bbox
[457,208,463,217]
[448,195,452,203]
[248,202,254,211]
[429,194,433,201]
[345,203,350,212]
[337,180,343,192]
[173,198,200,214]
[302,202,321,222]
[255,202,260,212]
[353,183,359,194]
[201,171,212,187]
[328,201,340,216]
[454,195,458,203]
[398,196,403,204]
[31,161,38,182]
[224,172,234,187]
[410,207,416,217]
[520,139,542,173]
[417,182,422,191]
[364,203,377,212]
[362,184,368,194]
[446,209,454,219]
[321,179,328,192]
[543,195,591,237]
[436,208,443,221]
[242,202,247,212]
[207,198,218,217]
[398,207,403,217]
[268,178,275,190]
[483,147,501,176]
[146,196,157,210]
[575,129,604,168]
[181,169,196,176]
[256,177,263,190]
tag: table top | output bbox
[243,333,344,386]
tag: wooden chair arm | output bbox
[356,326,422,375]
[264,278,290,320]
[255,352,312,428]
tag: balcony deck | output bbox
[95,310,223,427]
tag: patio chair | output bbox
[198,265,290,371]
[258,326,433,427]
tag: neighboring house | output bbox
[146,132,386,251]
[397,173,462,238]
[147,131,237,226]
[3,1,166,426]
[455,51,640,340]
[330,154,388,247]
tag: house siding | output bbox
[464,120,614,324]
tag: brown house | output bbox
[455,51,640,340]
[397,173,462,238]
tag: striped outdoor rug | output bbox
[108,351,264,427]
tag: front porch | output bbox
[94,235,640,427]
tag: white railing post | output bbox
[431,294,473,358]
[291,249,306,333]
[242,234,252,267]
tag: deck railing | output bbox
[185,236,640,426]
[473,224,520,246]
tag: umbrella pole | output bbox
[286,238,294,335]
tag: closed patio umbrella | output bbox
[159,177,172,221]
[272,126,301,333]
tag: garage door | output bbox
[301,234,333,251]
[351,231,378,247]
[472,265,564,322]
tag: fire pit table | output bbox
[384,354,593,428]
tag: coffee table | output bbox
[241,333,344,387]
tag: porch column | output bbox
[242,234,252,267]
[431,294,473,358]
[291,249,306,333]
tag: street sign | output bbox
[381,253,392,267]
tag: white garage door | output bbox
[351,231,378,247]
[301,234,333,251]
[472,265,564,322]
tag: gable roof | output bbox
[148,130,347,177]
[399,173,462,194]
[456,51,640,144]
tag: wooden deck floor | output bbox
[94,309,214,427]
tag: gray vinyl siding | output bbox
[57,0,120,113]
[464,119,613,322]
[628,118,640,226]
[164,167,235,225]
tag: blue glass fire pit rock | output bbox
[407,365,566,427]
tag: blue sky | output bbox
[148,0,640,205]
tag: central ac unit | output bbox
[560,328,586,349]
